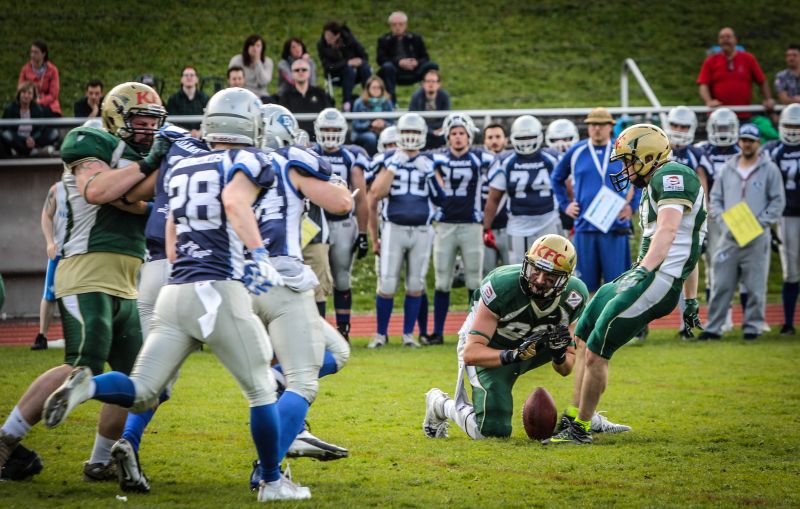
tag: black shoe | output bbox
[337,323,350,343]
[780,324,796,336]
[31,333,48,351]
[1,444,43,480]
[553,414,573,434]
[743,332,759,341]
[697,331,721,341]
[542,419,592,446]
[419,333,431,345]
[426,333,444,345]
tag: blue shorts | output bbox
[573,232,631,293]
[42,256,60,302]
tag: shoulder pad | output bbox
[60,127,119,165]
[160,124,191,140]
[283,146,332,179]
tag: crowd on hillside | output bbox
[2,17,799,158]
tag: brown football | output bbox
[522,387,558,440]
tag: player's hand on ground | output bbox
[500,337,537,365]
[616,266,650,294]
[242,247,283,295]
[682,298,703,337]
[354,233,369,259]
[483,229,497,249]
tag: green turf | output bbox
[1,1,796,113]
[1,329,798,507]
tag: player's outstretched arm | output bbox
[292,171,353,216]
[74,159,148,205]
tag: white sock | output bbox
[2,406,32,439]
[443,399,484,440]
[88,433,116,465]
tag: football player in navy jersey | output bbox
[43,88,311,502]
[368,112,444,348]
[483,115,561,262]
[428,113,494,345]
[696,107,740,308]
[770,104,800,335]
[481,123,512,272]
[310,108,369,340]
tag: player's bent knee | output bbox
[283,377,319,405]
[378,278,398,296]
[406,280,426,294]
[130,379,161,413]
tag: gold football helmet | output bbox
[521,234,576,299]
[102,82,167,146]
[609,123,671,191]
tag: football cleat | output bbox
[402,334,421,348]
[286,430,349,461]
[256,464,311,501]
[553,414,573,434]
[541,419,592,446]
[780,324,796,336]
[426,333,444,345]
[111,439,150,493]
[590,412,631,434]
[0,429,21,470]
[31,333,48,351]
[83,461,117,482]
[43,366,94,428]
[367,334,387,349]
[1,443,43,480]
[423,388,449,438]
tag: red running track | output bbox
[0,304,789,345]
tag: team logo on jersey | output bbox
[565,290,583,309]
[663,174,684,192]
[481,282,497,304]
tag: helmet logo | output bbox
[136,91,157,105]
[534,244,566,267]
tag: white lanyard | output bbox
[588,141,611,180]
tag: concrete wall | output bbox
[0,159,64,317]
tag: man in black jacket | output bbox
[73,80,104,118]
[317,21,371,112]
[376,11,439,104]
[278,59,333,139]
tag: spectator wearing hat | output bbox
[697,27,775,118]
[701,124,785,340]
[552,107,641,294]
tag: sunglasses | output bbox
[293,68,309,73]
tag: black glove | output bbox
[682,298,703,338]
[546,325,571,364]
[138,134,171,176]
[354,233,369,259]
[499,337,537,365]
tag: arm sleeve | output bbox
[488,159,507,191]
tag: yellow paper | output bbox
[721,202,765,247]
[300,216,321,248]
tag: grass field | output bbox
[1,1,797,112]
[1,329,798,507]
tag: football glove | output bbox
[483,228,497,249]
[242,247,283,295]
[616,266,650,294]
[354,233,369,259]
[138,133,171,176]
[546,324,571,365]
[500,337,537,365]
[682,298,703,337]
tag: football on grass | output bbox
[522,387,557,440]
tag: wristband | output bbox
[138,159,157,177]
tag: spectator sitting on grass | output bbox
[73,80,103,118]
[351,76,394,155]
[1,82,59,157]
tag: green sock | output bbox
[575,417,591,432]
[564,405,579,419]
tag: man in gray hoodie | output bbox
[702,123,786,340]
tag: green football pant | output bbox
[576,270,681,359]
[58,292,143,375]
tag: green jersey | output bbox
[472,264,589,350]
[59,127,147,260]
[636,162,707,280]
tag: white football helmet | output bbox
[314,108,348,150]
[779,103,800,146]
[396,113,428,151]
[202,87,263,146]
[665,106,697,147]
[442,112,476,145]
[510,115,543,154]
[707,108,739,147]
[261,104,298,149]
[377,125,398,153]
[545,118,579,153]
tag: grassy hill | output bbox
[1,0,797,112]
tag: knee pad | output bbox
[378,276,398,296]
[284,372,320,405]
[333,271,352,292]
[130,379,161,414]
[406,277,426,294]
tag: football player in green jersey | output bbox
[0,82,168,480]
[544,124,706,446]
[423,234,587,439]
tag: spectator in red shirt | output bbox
[18,41,61,116]
[697,28,775,118]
